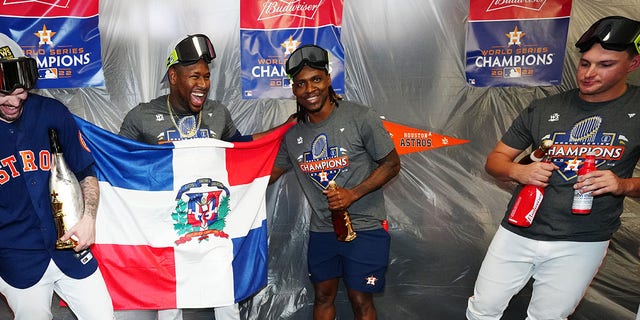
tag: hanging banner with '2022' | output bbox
[465,0,573,87]
[0,0,104,89]
[240,0,344,99]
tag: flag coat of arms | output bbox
[75,117,290,309]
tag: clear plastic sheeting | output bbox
[10,0,640,319]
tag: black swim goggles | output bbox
[575,16,640,54]
[166,34,216,68]
[0,57,38,95]
[285,44,329,77]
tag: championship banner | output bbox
[465,0,573,87]
[0,0,104,89]
[382,119,469,155]
[76,117,292,309]
[240,0,344,99]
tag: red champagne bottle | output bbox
[572,152,596,214]
[508,150,552,227]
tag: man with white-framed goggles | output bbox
[165,34,216,68]
[0,56,38,94]
[575,16,640,54]
[285,44,329,77]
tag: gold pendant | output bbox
[177,115,197,138]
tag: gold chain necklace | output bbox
[167,95,202,138]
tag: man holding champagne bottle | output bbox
[467,16,640,320]
[270,44,400,320]
[0,33,113,319]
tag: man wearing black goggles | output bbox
[467,16,640,320]
[575,16,640,54]
[273,43,400,320]
[0,33,116,319]
[118,33,295,320]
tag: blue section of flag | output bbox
[232,219,268,302]
[240,26,344,99]
[74,116,174,191]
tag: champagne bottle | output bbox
[508,153,552,227]
[327,181,357,242]
[572,152,597,214]
[518,139,553,164]
[49,128,84,250]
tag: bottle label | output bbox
[508,187,543,226]
[572,190,593,214]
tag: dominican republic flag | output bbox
[75,117,291,310]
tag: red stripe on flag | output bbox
[92,244,177,310]
[226,122,293,185]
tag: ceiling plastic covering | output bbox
[11,0,640,319]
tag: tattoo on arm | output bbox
[80,176,100,219]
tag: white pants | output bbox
[0,259,114,320]
[467,226,609,320]
[114,303,240,320]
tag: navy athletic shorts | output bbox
[307,228,390,293]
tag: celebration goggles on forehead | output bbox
[575,16,640,54]
[285,44,329,77]
[166,34,216,68]
[0,57,38,94]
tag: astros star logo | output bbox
[565,157,581,172]
[505,26,525,47]
[366,275,378,286]
[34,24,56,46]
[282,36,301,55]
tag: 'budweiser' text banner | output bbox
[240,0,344,99]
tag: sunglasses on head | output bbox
[166,34,216,68]
[575,16,640,54]
[0,57,38,95]
[285,45,329,77]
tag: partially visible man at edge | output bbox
[0,33,114,320]
[117,34,294,320]
[467,16,640,320]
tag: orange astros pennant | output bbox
[382,120,469,155]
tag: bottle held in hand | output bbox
[572,152,597,215]
[328,181,357,242]
[49,128,84,249]
[518,139,553,164]
[508,146,553,227]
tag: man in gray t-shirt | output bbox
[467,16,640,320]
[270,44,400,320]
[117,34,249,320]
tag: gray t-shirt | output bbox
[119,95,240,144]
[274,101,396,232]
[500,85,640,241]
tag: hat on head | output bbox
[575,16,640,54]
[161,34,216,83]
[0,32,25,60]
[0,33,38,94]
